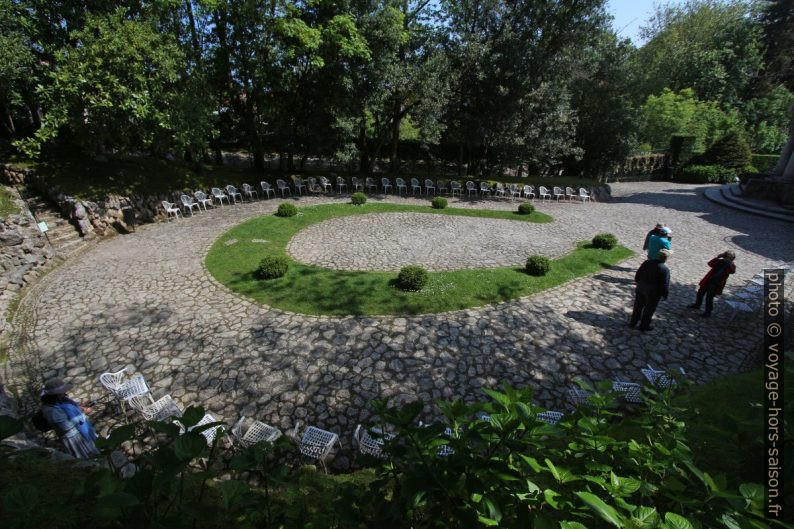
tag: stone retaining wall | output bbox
[0,187,54,342]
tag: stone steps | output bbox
[17,190,90,256]
[703,184,794,223]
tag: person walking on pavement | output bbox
[643,223,664,251]
[688,251,736,317]
[39,378,100,459]
[647,226,672,259]
[630,249,671,331]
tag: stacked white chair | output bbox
[612,380,643,403]
[318,176,332,193]
[494,183,506,198]
[211,187,230,206]
[509,184,522,200]
[450,181,462,196]
[410,178,422,195]
[260,181,276,199]
[424,179,436,195]
[162,200,181,220]
[353,425,394,458]
[226,185,243,203]
[465,181,477,197]
[129,394,183,422]
[194,190,214,211]
[351,177,363,192]
[365,177,378,192]
[536,411,564,425]
[276,179,292,197]
[479,181,491,196]
[293,423,340,471]
[232,417,282,448]
[293,178,306,195]
[552,186,565,201]
[395,178,407,195]
[565,186,576,200]
[99,368,151,415]
[336,176,348,193]
[180,195,201,216]
[381,177,393,193]
[537,186,552,201]
[578,188,591,202]
[241,183,258,200]
[523,185,535,200]
[641,364,685,389]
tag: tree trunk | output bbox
[358,119,369,174]
[184,0,203,68]
[389,101,402,174]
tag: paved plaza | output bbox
[8,182,792,449]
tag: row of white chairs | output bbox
[567,364,686,408]
[723,262,791,322]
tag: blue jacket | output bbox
[647,235,671,259]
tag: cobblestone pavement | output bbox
[287,212,572,271]
[9,183,793,464]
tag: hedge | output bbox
[751,154,779,173]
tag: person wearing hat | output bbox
[642,223,665,251]
[688,251,737,317]
[629,248,671,331]
[647,227,672,260]
[40,378,99,458]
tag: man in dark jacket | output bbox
[629,249,671,331]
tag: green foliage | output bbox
[677,164,735,184]
[395,265,429,292]
[751,154,780,172]
[592,233,618,249]
[0,186,20,219]
[739,84,794,153]
[702,130,752,171]
[255,255,288,280]
[517,202,535,215]
[15,11,214,159]
[525,255,551,276]
[640,88,742,151]
[351,192,367,205]
[431,196,448,209]
[276,203,298,217]
[0,0,37,139]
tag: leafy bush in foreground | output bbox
[517,203,535,215]
[431,197,448,209]
[525,255,550,276]
[255,255,288,279]
[351,192,367,205]
[0,375,773,529]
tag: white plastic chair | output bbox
[537,186,552,201]
[552,186,565,201]
[194,191,213,211]
[305,177,320,194]
[365,177,378,192]
[180,195,201,216]
[276,179,292,197]
[241,183,258,200]
[353,425,394,458]
[465,181,477,197]
[260,181,276,199]
[351,177,363,192]
[318,176,332,193]
[191,413,224,446]
[725,299,756,322]
[395,178,407,195]
[211,188,230,206]
[578,188,591,202]
[641,364,685,389]
[567,387,592,407]
[565,187,576,200]
[293,178,306,195]
[162,200,181,220]
[226,185,243,204]
[536,411,564,425]
[437,427,456,457]
[479,181,491,197]
[509,184,522,200]
[293,423,339,471]
[612,380,642,403]
[336,176,348,194]
[99,368,151,415]
[410,178,422,195]
[450,181,462,196]
[381,177,393,193]
[522,185,535,200]
[437,180,449,195]
[129,394,183,422]
[232,417,282,448]
[424,179,436,195]
[494,182,506,198]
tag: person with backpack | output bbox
[38,378,99,458]
[629,249,671,331]
[688,251,737,317]
[647,226,672,259]
[642,223,664,251]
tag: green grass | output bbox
[206,202,631,316]
[0,186,20,219]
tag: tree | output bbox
[639,88,742,151]
[635,0,763,105]
[739,84,794,153]
[0,0,38,140]
[16,10,214,159]
[758,0,794,91]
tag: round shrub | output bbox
[431,197,448,209]
[517,203,535,215]
[351,192,367,205]
[276,203,298,217]
[702,130,752,172]
[525,255,550,276]
[396,265,429,291]
[256,255,288,280]
[592,233,618,250]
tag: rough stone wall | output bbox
[0,187,54,342]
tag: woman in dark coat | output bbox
[688,251,736,317]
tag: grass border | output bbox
[205,202,632,316]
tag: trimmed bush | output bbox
[525,255,550,276]
[702,130,752,171]
[592,233,618,250]
[255,255,288,279]
[670,134,696,167]
[431,197,448,209]
[517,203,535,215]
[396,265,429,291]
[351,192,367,205]
[751,153,778,173]
[276,203,298,217]
[677,164,735,184]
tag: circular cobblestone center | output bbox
[286,212,569,271]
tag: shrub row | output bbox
[676,164,736,184]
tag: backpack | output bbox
[32,409,53,432]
